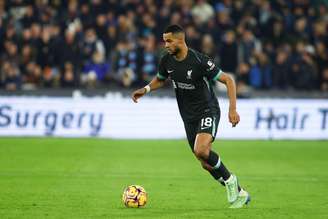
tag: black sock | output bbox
[206,150,230,181]
[209,170,225,186]
[206,151,241,191]
[206,151,231,181]
[206,150,219,167]
[215,162,231,181]
[209,169,220,180]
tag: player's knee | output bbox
[194,146,209,160]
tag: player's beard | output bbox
[170,47,180,56]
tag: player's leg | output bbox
[194,114,234,183]
[193,133,240,203]
[183,120,225,185]
[184,118,250,206]
[193,133,231,181]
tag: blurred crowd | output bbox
[1,0,328,94]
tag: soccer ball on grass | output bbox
[122,185,147,208]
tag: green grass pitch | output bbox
[0,138,327,219]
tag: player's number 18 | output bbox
[201,117,212,128]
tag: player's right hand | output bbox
[131,88,147,103]
[229,109,240,127]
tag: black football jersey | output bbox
[157,48,223,121]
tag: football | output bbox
[122,185,147,208]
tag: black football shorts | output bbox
[183,111,221,151]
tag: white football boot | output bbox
[224,174,239,203]
[229,189,251,209]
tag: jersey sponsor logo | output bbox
[167,70,174,73]
[176,82,195,90]
[187,70,192,79]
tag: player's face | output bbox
[163,33,181,55]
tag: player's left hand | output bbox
[131,88,147,103]
[229,109,240,127]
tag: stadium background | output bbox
[1,0,328,93]
[1,0,327,139]
[0,0,328,219]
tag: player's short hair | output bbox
[164,24,185,34]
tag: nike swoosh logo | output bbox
[167,70,174,73]
[201,127,210,130]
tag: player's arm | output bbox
[217,73,240,127]
[199,52,240,127]
[131,77,166,103]
[132,55,169,103]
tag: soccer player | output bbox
[131,24,250,208]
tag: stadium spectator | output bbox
[219,30,238,74]
[272,49,291,90]
[269,19,288,47]
[185,24,201,51]
[1,61,21,91]
[290,43,318,90]
[37,26,54,68]
[191,0,215,25]
[238,29,261,64]
[95,10,117,59]
[139,12,157,39]
[315,41,327,87]
[116,14,137,44]
[312,20,327,44]
[43,66,59,88]
[23,62,42,89]
[61,62,77,88]
[201,34,218,62]
[95,14,108,46]
[29,23,42,53]
[236,62,251,96]
[230,0,244,25]
[293,16,310,42]
[249,52,272,89]
[156,0,172,29]
[321,68,328,91]
[57,28,81,69]
[81,51,110,87]
[215,5,234,35]
[19,5,36,28]
[2,40,19,64]
[81,27,106,65]
[111,39,138,87]
[79,3,93,28]
[139,34,158,84]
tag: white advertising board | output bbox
[0,96,327,139]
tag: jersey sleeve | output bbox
[156,56,169,81]
[199,54,223,81]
